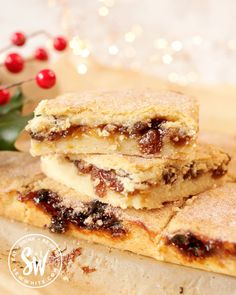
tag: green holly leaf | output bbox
[0,110,33,150]
[0,88,24,115]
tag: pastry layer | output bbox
[0,171,181,260]
[41,144,230,209]
[1,152,236,276]
[26,89,199,157]
[3,184,236,277]
[2,218,236,295]
[0,151,180,260]
[159,183,236,276]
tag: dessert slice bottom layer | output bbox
[1,152,236,277]
[0,176,182,261]
[159,183,236,276]
[41,144,230,209]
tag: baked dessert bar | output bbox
[41,144,230,209]
[1,152,236,276]
[26,89,199,158]
[0,152,182,261]
[159,183,236,276]
[2,219,236,295]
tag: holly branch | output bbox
[0,30,67,150]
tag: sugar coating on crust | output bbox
[26,89,199,134]
[0,151,42,193]
[26,177,182,234]
[164,183,236,243]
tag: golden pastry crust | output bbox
[0,152,181,260]
[163,183,236,242]
[1,152,236,276]
[0,190,178,262]
[40,143,230,209]
[0,151,42,193]
[26,89,198,158]
[159,183,236,276]
[27,89,198,131]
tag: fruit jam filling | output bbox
[166,232,236,259]
[18,189,127,237]
[71,158,227,198]
[166,233,216,258]
[29,118,191,155]
[73,159,125,197]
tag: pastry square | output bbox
[41,144,230,209]
[1,152,236,276]
[0,151,182,261]
[26,89,199,158]
[159,183,236,277]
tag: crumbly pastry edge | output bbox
[26,89,199,135]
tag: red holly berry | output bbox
[4,53,24,73]
[34,47,49,61]
[11,32,26,46]
[36,69,56,89]
[0,89,10,105]
[53,36,67,51]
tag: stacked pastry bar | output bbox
[0,152,235,277]
[0,89,234,277]
[26,89,229,209]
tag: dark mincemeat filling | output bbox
[73,159,124,198]
[18,189,127,237]
[166,232,236,259]
[72,159,227,198]
[30,119,191,155]
[163,162,228,185]
[166,233,216,258]
[183,162,228,181]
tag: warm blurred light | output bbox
[124,32,136,43]
[77,63,88,75]
[70,36,84,49]
[98,6,109,16]
[192,35,202,45]
[80,48,90,58]
[154,38,168,49]
[131,24,143,36]
[108,45,119,55]
[70,37,91,58]
[162,54,173,64]
[47,39,53,49]
[171,40,183,51]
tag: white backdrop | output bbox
[0,0,60,39]
[1,0,236,85]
